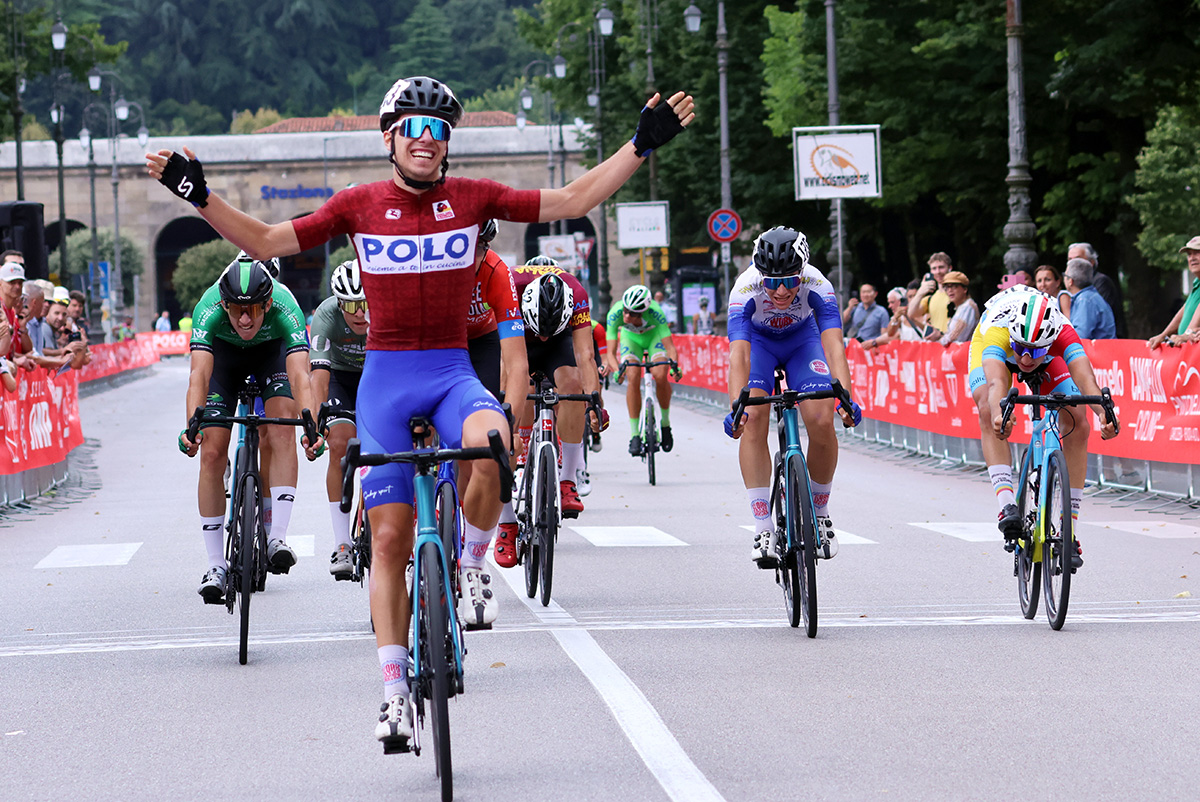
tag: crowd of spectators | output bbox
[0,249,92,392]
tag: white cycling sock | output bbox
[329,501,352,549]
[988,465,1016,510]
[499,501,517,525]
[201,515,225,568]
[262,495,273,536]
[1070,487,1082,526]
[747,487,771,531]
[378,644,409,700]
[460,520,493,570]
[561,441,585,484]
[269,486,296,542]
[811,481,833,518]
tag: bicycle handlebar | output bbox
[999,386,1119,434]
[616,358,677,384]
[186,406,319,444]
[731,379,856,430]
[317,401,355,435]
[339,429,514,514]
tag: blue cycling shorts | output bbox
[747,324,832,394]
[358,349,503,509]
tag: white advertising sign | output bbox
[538,235,582,270]
[792,125,882,201]
[615,201,670,249]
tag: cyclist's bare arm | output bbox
[146,147,301,260]
[984,360,1014,439]
[500,336,530,428]
[605,337,620,374]
[1066,354,1119,439]
[537,93,694,222]
[662,334,679,366]
[310,367,331,409]
[571,327,601,397]
[284,351,325,457]
[186,349,214,429]
[819,328,857,427]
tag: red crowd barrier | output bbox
[671,334,1200,465]
[0,367,84,475]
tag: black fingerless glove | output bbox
[631,102,686,157]
[159,152,210,207]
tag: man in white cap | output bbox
[1148,235,1200,348]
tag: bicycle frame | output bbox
[1014,408,1063,563]
[774,403,813,556]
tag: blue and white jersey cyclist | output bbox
[724,226,861,567]
[148,74,694,753]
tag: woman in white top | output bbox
[939,271,979,345]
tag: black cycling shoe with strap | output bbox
[660,426,674,453]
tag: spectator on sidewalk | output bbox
[18,284,74,370]
[66,290,91,344]
[863,288,914,349]
[844,283,890,341]
[1067,241,1126,337]
[938,271,979,345]
[1148,236,1200,348]
[1065,258,1117,339]
[44,297,88,370]
[909,252,954,337]
[691,295,715,335]
[154,310,172,332]
[114,316,136,342]
[0,251,26,361]
[1035,264,1070,316]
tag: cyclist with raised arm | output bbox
[723,227,860,567]
[969,286,1118,564]
[309,259,368,579]
[604,284,681,455]
[148,75,693,752]
[177,256,324,602]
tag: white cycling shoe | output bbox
[751,529,779,568]
[459,567,498,630]
[816,517,838,559]
[576,468,592,497]
[376,693,414,754]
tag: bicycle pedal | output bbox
[380,736,412,755]
[562,509,580,520]
[755,557,779,570]
[464,621,493,632]
[267,564,291,575]
[1003,541,1016,553]
[334,573,354,582]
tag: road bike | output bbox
[341,423,511,802]
[999,375,1118,630]
[617,358,678,486]
[517,373,600,606]
[187,398,318,665]
[731,378,855,637]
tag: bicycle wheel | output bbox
[522,460,539,599]
[419,542,453,801]
[1015,454,1041,619]
[537,445,557,607]
[237,473,259,665]
[437,482,459,599]
[787,454,818,637]
[1042,451,1073,630]
[644,403,657,486]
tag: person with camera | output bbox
[908,252,954,338]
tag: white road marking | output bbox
[570,526,687,547]
[739,524,876,544]
[4,603,1200,658]
[1100,521,1200,539]
[491,561,725,802]
[288,535,315,557]
[34,543,142,569]
[909,522,998,542]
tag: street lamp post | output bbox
[1002,0,1037,274]
[77,127,100,316]
[684,1,733,298]
[516,60,556,191]
[50,15,69,281]
[824,0,850,302]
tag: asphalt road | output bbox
[3,360,1199,801]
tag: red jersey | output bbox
[466,249,524,341]
[592,320,607,356]
[511,264,592,332]
[292,177,540,351]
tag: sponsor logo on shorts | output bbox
[363,484,396,501]
[810,360,830,375]
[433,200,455,221]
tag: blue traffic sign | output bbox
[707,209,742,243]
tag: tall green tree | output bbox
[1128,103,1200,276]
[48,227,144,308]
[172,239,238,311]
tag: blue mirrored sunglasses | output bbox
[762,275,801,291]
[1011,341,1049,360]
[393,115,451,141]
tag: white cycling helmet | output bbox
[330,260,365,302]
[521,273,574,337]
[622,284,652,314]
[1008,290,1064,349]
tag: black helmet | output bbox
[379,76,464,132]
[479,219,498,244]
[219,257,274,306]
[752,226,809,277]
[521,273,574,337]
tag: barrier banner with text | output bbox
[670,335,1200,464]
[0,367,83,475]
